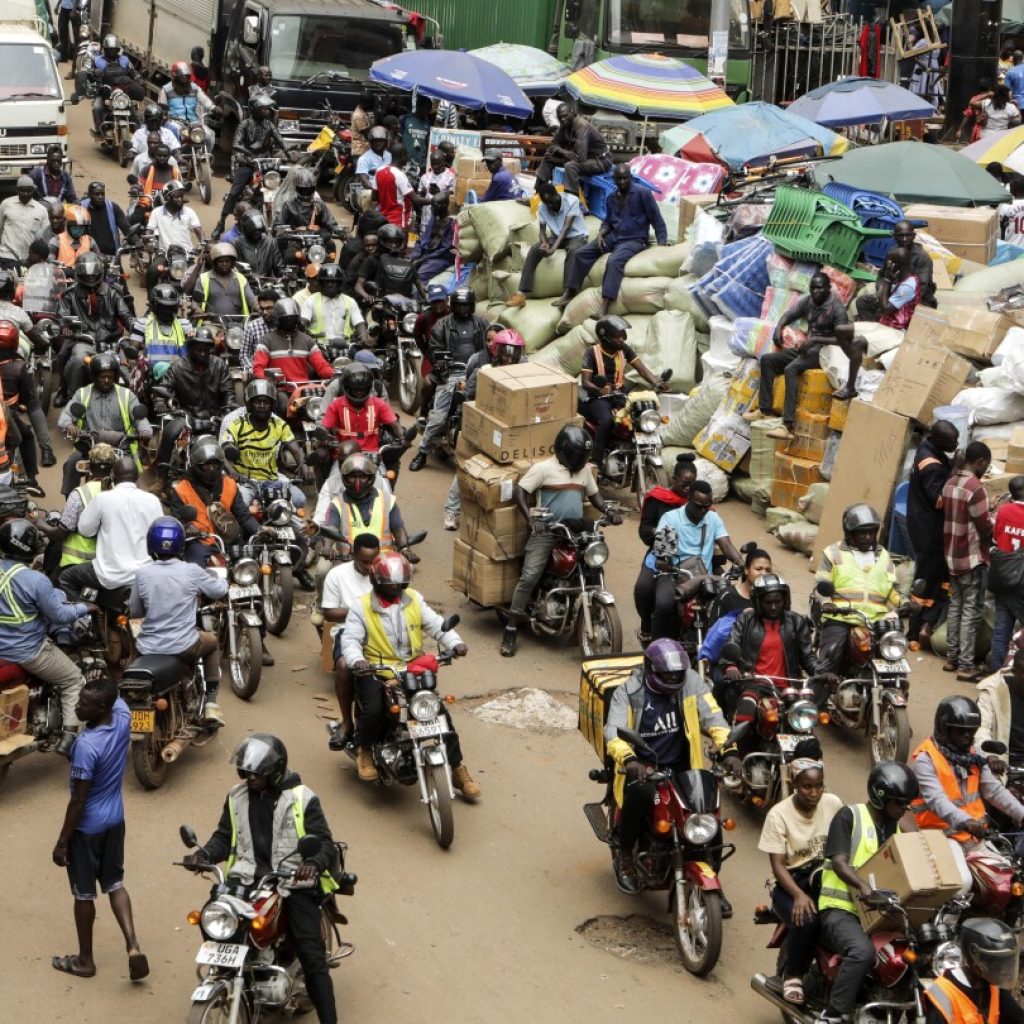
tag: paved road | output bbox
[4,96,965,1024]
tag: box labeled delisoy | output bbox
[456,453,529,510]
[858,830,967,933]
[872,340,971,425]
[457,500,528,561]
[451,538,521,606]
[475,363,578,426]
[461,402,579,464]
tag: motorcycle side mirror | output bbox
[616,726,655,759]
[69,93,81,105]
[297,835,322,859]
[815,580,835,598]
[179,506,198,523]
[440,614,461,632]
[180,824,198,849]
[126,173,138,186]
[406,530,427,547]
[659,368,673,382]
[222,443,241,463]
[68,400,86,419]
[131,403,148,421]
[981,740,1008,755]
[911,578,928,598]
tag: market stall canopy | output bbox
[1003,0,1024,33]
[787,76,935,127]
[659,102,847,172]
[810,141,1007,207]
[468,43,570,97]
[962,126,1024,176]
[370,49,533,119]
[564,52,733,120]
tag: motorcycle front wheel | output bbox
[198,161,213,204]
[871,701,911,765]
[673,881,723,976]
[578,601,623,657]
[132,734,169,790]
[333,168,356,210]
[264,566,293,636]
[426,762,454,850]
[187,990,250,1024]
[228,625,263,701]
[397,357,422,414]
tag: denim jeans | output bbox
[418,376,462,454]
[991,597,1018,670]
[947,565,987,671]
[445,475,461,518]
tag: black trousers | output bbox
[59,561,101,601]
[651,572,681,641]
[61,449,85,498]
[633,563,656,634]
[579,394,615,463]
[285,891,337,1024]
[536,153,612,195]
[908,533,949,639]
[758,347,822,426]
[57,7,80,62]
[819,909,875,1015]
[15,417,37,479]
[219,165,254,223]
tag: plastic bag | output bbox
[798,482,830,525]
[766,506,807,534]
[952,387,1024,425]
[693,457,729,502]
[661,374,731,448]
[495,299,564,354]
[531,323,593,377]
[467,201,536,260]
[625,243,691,278]
[457,213,483,262]
[729,318,776,358]
[632,310,697,394]
[666,276,711,332]
[777,521,819,557]
[557,278,672,331]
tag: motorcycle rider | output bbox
[580,315,670,466]
[235,209,284,279]
[76,34,144,138]
[240,287,280,375]
[148,180,204,254]
[500,425,622,657]
[128,282,191,385]
[354,222,420,304]
[816,761,921,1024]
[814,503,900,681]
[274,168,341,262]
[0,175,48,271]
[192,242,256,318]
[408,287,488,472]
[129,103,181,160]
[911,695,1024,844]
[340,550,479,796]
[604,638,741,897]
[183,734,341,1024]
[158,61,216,154]
[29,145,77,204]
[251,297,332,396]
[0,319,56,491]
[301,264,367,352]
[212,94,292,240]
[132,144,183,211]
[0,518,93,755]
[49,206,93,265]
[130,516,228,725]
[923,918,1024,1024]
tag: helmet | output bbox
[240,209,267,237]
[341,453,376,497]
[162,180,186,201]
[188,326,217,348]
[866,760,919,811]
[489,327,524,363]
[249,94,277,118]
[170,60,192,84]
[377,223,405,253]
[318,262,343,283]
[149,282,179,317]
[74,251,104,290]
[934,695,982,747]
[595,314,631,346]
[90,351,120,381]
[232,733,288,787]
[340,363,373,405]
[191,437,223,467]
[451,286,476,311]
[751,573,791,616]
[88,442,117,474]
[101,33,120,55]
[368,125,388,143]
[65,206,91,227]
[142,102,163,125]
[146,516,185,559]
[292,168,316,198]
[0,518,42,562]
[553,423,592,474]
[244,379,276,406]
[370,551,411,590]
[209,242,237,264]
[643,638,690,696]
[0,320,20,353]
[959,918,1020,990]
[842,503,881,542]
[273,297,301,332]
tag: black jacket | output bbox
[162,353,233,415]
[723,608,816,680]
[276,196,338,238]
[58,283,133,342]
[167,471,260,538]
[428,313,489,377]
[235,235,283,277]
[232,118,288,163]
[907,438,952,548]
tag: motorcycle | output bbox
[244,157,292,222]
[811,580,913,764]
[343,628,464,849]
[94,83,137,166]
[175,826,356,1021]
[145,388,222,479]
[583,725,736,975]
[197,312,248,403]
[79,582,138,679]
[366,288,423,415]
[262,368,326,465]
[170,116,214,205]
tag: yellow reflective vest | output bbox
[60,480,102,567]
[818,803,889,914]
[360,589,422,668]
[818,543,897,624]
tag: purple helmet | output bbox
[644,638,690,696]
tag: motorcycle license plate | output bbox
[775,734,801,753]
[228,585,260,600]
[272,527,294,540]
[407,719,447,739]
[130,709,155,733]
[196,942,248,968]
[872,658,909,675]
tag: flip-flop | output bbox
[782,978,805,1004]
[52,954,96,978]
[128,953,150,981]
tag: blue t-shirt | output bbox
[644,506,727,571]
[70,698,130,834]
[1007,65,1024,106]
[356,150,391,177]
[637,688,687,767]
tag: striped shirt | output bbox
[942,470,992,575]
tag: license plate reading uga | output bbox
[130,709,155,733]
[407,719,447,739]
[196,941,248,968]
[873,658,909,675]
[776,734,801,753]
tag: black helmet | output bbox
[244,379,276,406]
[90,351,120,381]
[240,209,267,236]
[292,168,316,199]
[553,423,592,474]
[842,503,881,544]
[751,573,791,616]
[74,251,105,290]
[934,695,982,747]
[273,297,301,332]
[340,363,373,405]
[959,918,1020,989]
[377,222,405,253]
[0,518,42,562]
[451,286,476,311]
[150,282,179,317]
[318,263,343,283]
[595,314,631,346]
[142,102,163,126]
[231,733,288,787]
[249,94,277,118]
[866,760,919,811]
[191,436,223,466]
[188,326,216,349]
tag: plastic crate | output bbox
[583,172,659,220]
[822,183,906,266]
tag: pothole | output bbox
[465,687,577,731]
[576,915,680,968]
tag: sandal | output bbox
[832,389,856,401]
[52,954,96,978]
[783,978,805,1005]
[499,626,518,658]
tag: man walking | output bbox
[52,676,148,982]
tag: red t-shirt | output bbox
[321,396,397,453]
[994,501,1024,552]
[754,620,786,684]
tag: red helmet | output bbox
[370,551,411,590]
[171,61,192,83]
[0,320,20,352]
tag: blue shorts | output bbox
[67,821,125,900]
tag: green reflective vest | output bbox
[818,803,882,915]
[60,480,102,567]
[76,383,142,471]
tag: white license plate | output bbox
[272,527,294,540]
[776,734,801,752]
[873,658,909,675]
[195,941,248,968]
[229,585,260,600]
[407,719,448,739]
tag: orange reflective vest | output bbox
[142,163,181,196]
[56,232,92,268]
[593,345,625,388]
[911,737,985,842]
[174,477,238,538]
[0,400,10,473]
[924,976,999,1024]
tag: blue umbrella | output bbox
[787,76,934,128]
[370,50,533,120]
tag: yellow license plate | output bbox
[130,710,155,733]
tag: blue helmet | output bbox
[147,516,186,560]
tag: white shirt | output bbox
[149,203,202,252]
[300,293,364,340]
[76,481,164,588]
[1000,198,1024,246]
[321,562,373,639]
[130,124,181,156]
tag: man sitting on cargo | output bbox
[892,221,936,308]
[536,102,613,197]
[855,246,921,332]
[480,150,521,203]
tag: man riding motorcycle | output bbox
[183,734,341,1024]
[148,180,204,255]
[911,695,1024,844]
[251,297,332,393]
[129,103,181,160]
[354,222,420,304]
[77,34,144,137]
[192,242,255,319]
[340,551,479,796]
[158,60,216,154]
[129,282,191,386]
[301,264,367,351]
[235,210,284,279]
[274,168,341,262]
[319,363,399,483]
[605,638,741,897]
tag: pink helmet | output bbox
[489,327,525,360]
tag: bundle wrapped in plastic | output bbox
[624,242,692,278]
[761,286,803,323]
[777,520,819,557]
[467,259,491,301]
[531,323,593,376]
[729,318,776,359]
[631,311,698,394]
[666,276,711,332]
[467,201,536,260]
[952,387,1024,425]
[767,506,807,534]
[661,374,731,448]
[490,249,572,302]
[495,299,564,353]
[507,218,540,249]
[693,235,774,322]
[693,358,760,471]
[798,482,830,525]
[693,457,729,502]
[456,213,483,262]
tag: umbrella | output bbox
[370,50,533,120]
[660,102,848,172]
[787,76,935,127]
[469,43,569,97]
[564,53,732,120]
[962,126,1024,176]
[810,141,1007,207]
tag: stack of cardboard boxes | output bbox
[451,363,580,606]
[454,155,521,210]
[902,204,998,267]
[769,369,833,511]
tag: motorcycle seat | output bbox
[0,660,30,687]
[97,585,132,611]
[121,654,191,694]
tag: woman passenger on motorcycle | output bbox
[757,738,842,1007]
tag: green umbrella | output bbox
[810,141,1007,207]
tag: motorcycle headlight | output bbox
[277,118,300,134]
[409,691,441,722]
[787,700,818,734]
[263,170,281,190]
[226,327,243,351]
[305,396,322,420]
[189,125,206,145]
[267,498,293,526]
[231,558,260,586]
[682,813,718,845]
[583,540,608,568]
[200,900,240,941]
[307,243,326,266]
[879,631,909,661]
[402,312,418,334]
[638,409,661,434]
[932,940,963,976]
[111,93,130,110]
[169,258,187,280]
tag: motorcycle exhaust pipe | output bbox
[750,973,815,1024]
[161,736,191,763]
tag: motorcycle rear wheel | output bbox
[264,567,293,636]
[578,601,623,657]
[187,990,250,1024]
[132,734,169,790]
[870,702,910,766]
[228,626,263,701]
[333,169,356,211]
[426,762,454,850]
[673,882,723,977]
[397,359,422,415]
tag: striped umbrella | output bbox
[961,126,1024,175]
[564,53,733,119]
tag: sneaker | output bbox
[741,409,765,423]
[766,425,794,440]
[613,851,641,895]
[203,701,226,727]
[408,452,428,472]
[443,512,459,531]
[261,648,275,667]
[452,764,481,800]
[505,292,527,308]
[356,749,379,781]
[327,722,352,752]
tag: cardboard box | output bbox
[0,684,29,740]
[905,306,950,348]
[456,453,529,510]
[771,368,833,418]
[475,363,577,427]
[678,194,720,239]
[457,499,528,561]
[828,399,850,432]
[858,831,966,933]
[943,307,1012,361]
[903,204,997,246]
[939,239,997,265]
[1005,425,1024,475]
[785,411,830,463]
[455,429,477,462]
[872,340,972,425]
[461,402,580,464]
[771,452,822,511]
[320,627,336,674]
[451,538,521,606]
[813,401,914,567]
[982,472,1014,506]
